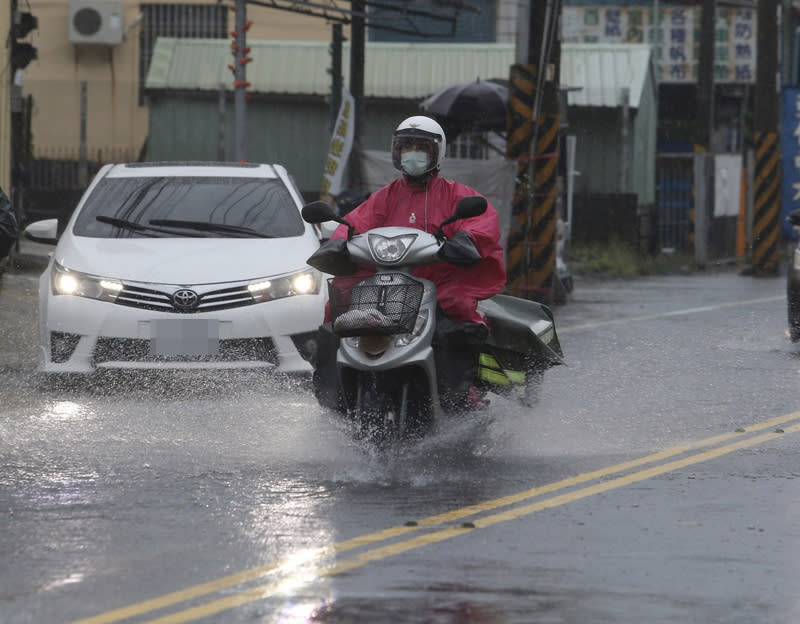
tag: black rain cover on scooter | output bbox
[0,189,17,259]
[433,312,489,411]
[437,230,482,267]
[306,238,359,276]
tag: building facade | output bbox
[22,0,348,162]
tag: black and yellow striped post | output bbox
[529,112,559,301]
[748,0,780,276]
[505,64,536,300]
[504,64,559,303]
[751,131,780,274]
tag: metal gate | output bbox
[656,153,694,253]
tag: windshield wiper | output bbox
[95,215,203,237]
[148,219,272,238]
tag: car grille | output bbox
[113,280,256,313]
[93,337,278,365]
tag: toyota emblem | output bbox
[172,289,200,311]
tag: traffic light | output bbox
[12,11,38,71]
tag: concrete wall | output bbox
[147,93,419,196]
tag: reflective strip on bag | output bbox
[478,353,525,386]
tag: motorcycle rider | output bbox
[315,115,506,412]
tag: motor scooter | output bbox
[302,197,564,447]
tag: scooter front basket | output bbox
[328,273,424,337]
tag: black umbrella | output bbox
[420,79,509,132]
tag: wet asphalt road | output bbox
[1,259,800,624]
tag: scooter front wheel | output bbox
[353,372,406,448]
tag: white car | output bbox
[24,161,327,376]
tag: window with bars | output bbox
[139,3,228,104]
[447,132,490,160]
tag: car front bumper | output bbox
[39,289,323,375]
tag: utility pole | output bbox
[329,23,344,132]
[750,0,781,275]
[348,0,365,191]
[697,0,715,150]
[505,0,561,304]
[232,0,252,161]
[694,0,715,269]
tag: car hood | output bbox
[53,235,318,284]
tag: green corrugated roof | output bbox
[145,39,652,107]
[146,38,515,98]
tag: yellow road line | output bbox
[142,421,800,624]
[73,411,800,624]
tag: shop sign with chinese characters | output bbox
[321,91,355,197]
[561,6,756,84]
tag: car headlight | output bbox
[369,233,417,263]
[247,268,321,302]
[51,263,123,301]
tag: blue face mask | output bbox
[400,151,430,177]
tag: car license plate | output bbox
[150,319,220,356]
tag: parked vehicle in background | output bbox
[23,162,325,377]
[787,209,800,341]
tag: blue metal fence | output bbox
[656,154,694,252]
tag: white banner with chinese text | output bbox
[321,92,355,197]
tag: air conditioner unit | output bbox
[69,0,124,45]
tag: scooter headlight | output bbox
[369,233,418,263]
[395,308,429,347]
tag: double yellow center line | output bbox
[74,410,800,624]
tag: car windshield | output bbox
[72,176,305,238]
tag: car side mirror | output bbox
[789,209,800,227]
[24,219,59,245]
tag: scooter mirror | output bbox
[302,201,341,224]
[438,195,488,233]
[454,195,488,220]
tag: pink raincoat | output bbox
[332,173,506,324]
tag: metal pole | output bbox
[697,0,715,150]
[79,80,88,187]
[746,147,754,260]
[234,0,247,161]
[619,87,630,193]
[694,153,709,269]
[515,0,530,65]
[330,23,343,133]
[348,0,365,191]
[218,83,227,161]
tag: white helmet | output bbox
[391,115,446,177]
